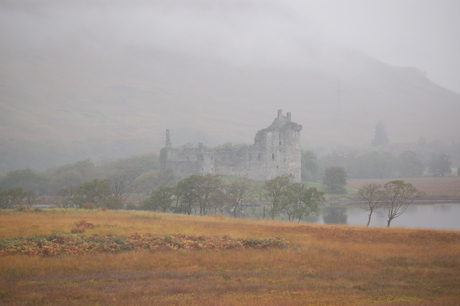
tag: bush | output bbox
[82,202,95,210]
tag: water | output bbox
[318,203,460,230]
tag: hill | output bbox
[1,2,460,171]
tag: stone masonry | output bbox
[159,110,302,181]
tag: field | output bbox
[347,176,460,200]
[0,209,459,305]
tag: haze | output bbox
[1,0,459,169]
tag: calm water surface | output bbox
[317,203,460,230]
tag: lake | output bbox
[317,202,460,230]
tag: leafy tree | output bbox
[301,150,318,181]
[195,174,224,215]
[69,179,111,208]
[372,121,389,146]
[323,207,348,224]
[56,186,76,208]
[382,180,424,227]
[23,191,37,207]
[428,154,452,177]
[0,187,25,209]
[358,183,385,226]
[281,182,307,222]
[225,178,251,218]
[283,184,325,222]
[173,175,202,214]
[323,167,347,193]
[265,174,293,220]
[133,169,175,194]
[398,151,424,178]
[141,186,175,212]
[457,167,460,176]
[0,169,49,195]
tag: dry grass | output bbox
[347,176,460,200]
[1,209,459,305]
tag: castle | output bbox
[159,110,302,182]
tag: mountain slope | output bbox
[1,43,460,171]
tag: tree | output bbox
[0,169,49,195]
[372,121,389,146]
[173,175,202,215]
[358,183,385,226]
[457,167,460,176]
[265,174,293,220]
[0,187,25,209]
[382,180,424,227]
[428,154,452,177]
[141,186,175,212]
[281,182,307,221]
[296,186,325,222]
[301,150,318,181]
[225,178,251,218]
[56,186,76,208]
[195,174,224,215]
[323,167,347,193]
[69,179,111,208]
[398,151,424,178]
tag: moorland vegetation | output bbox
[0,209,459,305]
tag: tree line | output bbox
[141,174,325,221]
[302,150,454,181]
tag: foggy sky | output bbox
[1,0,459,93]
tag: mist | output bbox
[1,0,460,170]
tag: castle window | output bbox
[272,153,275,160]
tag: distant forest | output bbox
[0,137,458,198]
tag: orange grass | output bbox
[0,209,459,305]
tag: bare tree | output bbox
[358,183,386,226]
[382,180,424,227]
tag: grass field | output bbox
[1,209,459,305]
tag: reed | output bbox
[1,209,459,305]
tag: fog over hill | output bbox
[1,0,459,170]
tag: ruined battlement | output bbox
[159,110,302,181]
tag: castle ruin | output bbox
[159,110,302,182]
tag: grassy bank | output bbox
[1,209,459,305]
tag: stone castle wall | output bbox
[159,110,302,181]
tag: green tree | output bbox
[70,179,111,208]
[382,180,424,227]
[282,184,325,222]
[56,186,76,208]
[398,151,424,178]
[372,121,389,146]
[358,183,385,226]
[301,150,318,181]
[428,154,452,177]
[141,186,175,212]
[0,169,49,195]
[323,167,347,193]
[0,187,25,209]
[225,178,251,218]
[173,175,202,214]
[195,174,224,215]
[265,174,293,220]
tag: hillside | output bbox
[1,2,460,171]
